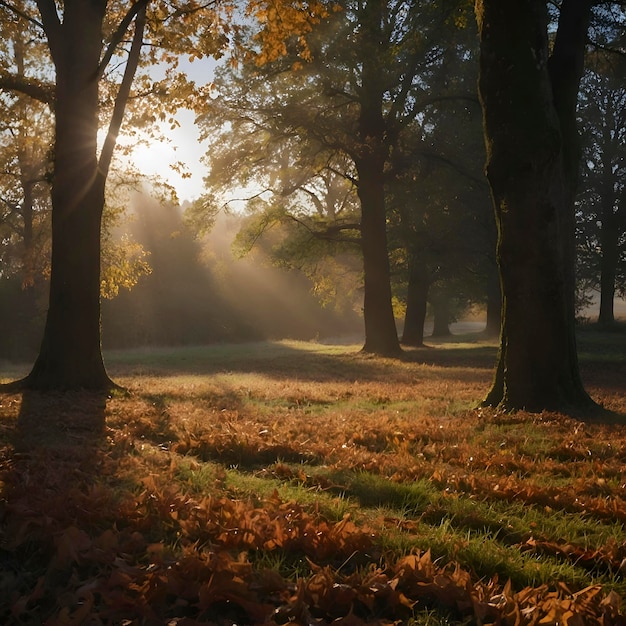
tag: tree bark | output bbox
[596,113,622,328]
[401,253,429,346]
[431,292,452,338]
[355,0,401,357]
[22,1,113,390]
[357,154,401,356]
[476,0,594,412]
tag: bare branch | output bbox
[97,0,150,81]
[223,188,271,210]
[415,149,489,189]
[0,0,44,30]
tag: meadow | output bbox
[1,327,625,624]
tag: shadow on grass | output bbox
[105,338,499,385]
[103,333,625,423]
[15,389,107,447]
[0,390,109,622]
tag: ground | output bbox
[0,326,625,624]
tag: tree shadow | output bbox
[0,389,108,622]
[574,405,626,425]
[105,340,499,388]
[14,389,108,449]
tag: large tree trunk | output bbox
[355,0,400,357]
[476,0,594,412]
[401,253,429,346]
[23,1,113,390]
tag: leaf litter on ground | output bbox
[1,335,625,624]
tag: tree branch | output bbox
[410,148,489,189]
[0,0,44,30]
[222,188,272,211]
[99,3,147,177]
[34,0,62,65]
[286,214,361,245]
[588,38,626,57]
[97,0,150,81]
[0,71,54,106]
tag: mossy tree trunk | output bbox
[476,0,595,411]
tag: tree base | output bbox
[481,379,599,415]
[400,338,425,348]
[1,371,122,394]
[361,343,403,358]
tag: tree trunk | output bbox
[430,292,452,338]
[598,210,619,328]
[596,116,622,328]
[401,253,429,346]
[22,1,113,390]
[484,262,501,338]
[355,0,400,357]
[476,0,594,412]
[357,156,401,356]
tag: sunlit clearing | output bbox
[100,195,363,351]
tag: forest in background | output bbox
[0,193,364,361]
[0,1,624,370]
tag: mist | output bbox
[101,194,363,350]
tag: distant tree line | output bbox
[0,193,362,360]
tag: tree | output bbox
[389,154,493,346]
[0,13,53,359]
[384,22,495,347]
[0,13,146,360]
[200,0,473,356]
[577,54,626,327]
[188,73,364,315]
[475,0,599,411]
[400,148,496,345]
[0,1,229,389]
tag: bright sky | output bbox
[128,108,209,202]
[123,56,218,203]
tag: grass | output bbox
[0,330,625,624]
